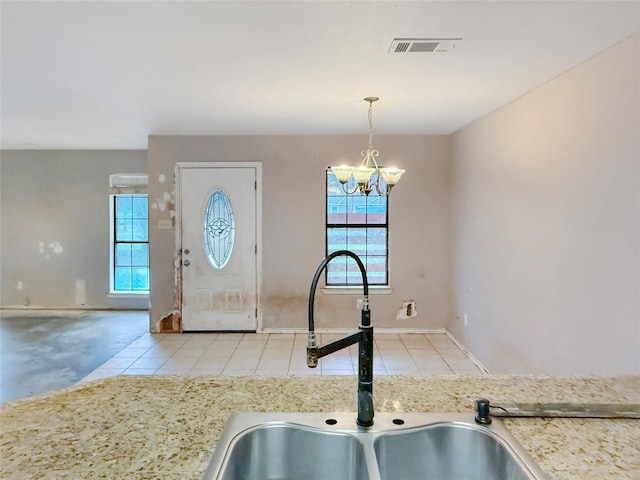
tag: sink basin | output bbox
[374,422,535,480]
[202,412,550,480]
[215,423,368,480]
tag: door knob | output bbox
[183,260,191,266]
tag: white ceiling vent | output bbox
[389,38,462,54]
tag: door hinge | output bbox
[255,244,257,254]
[254,180,257,190]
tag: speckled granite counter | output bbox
[1,375,638,479]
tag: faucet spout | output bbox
[307,250,374,427]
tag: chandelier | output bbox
[331,97,405,196]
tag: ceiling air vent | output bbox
[389,38,462,54]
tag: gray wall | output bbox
[0,150,148,309]
[449,35,640,375]
[148,135,452,332]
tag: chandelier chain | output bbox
[368,100,374,148]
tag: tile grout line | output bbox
[250,333,273,374]
[421,334,454,374]
[215,334,247,375]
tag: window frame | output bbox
[325,169,390,287]
[109,193,150,295]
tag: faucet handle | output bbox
[307,332,318,368]
[307,348,318,368]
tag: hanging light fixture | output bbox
[331,97,405,196]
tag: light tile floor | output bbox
[79,332,487,384]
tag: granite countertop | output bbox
[0,375,638,479]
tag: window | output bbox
[326,170,388,286]
[110,194,149,293]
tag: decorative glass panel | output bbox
[204,189,235,269]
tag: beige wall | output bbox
[148,135,452,332]
[450,35,640,375]
[0,150,148,309]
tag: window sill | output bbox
[108,291,150,299]
[321,286,393,295]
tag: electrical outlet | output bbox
[464,314,468,326]
[16,281,24,290]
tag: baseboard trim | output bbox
[443,330,492,374]
[0,306,148,311]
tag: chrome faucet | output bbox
[306,250,374,427]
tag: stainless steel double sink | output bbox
[202,412,551,480]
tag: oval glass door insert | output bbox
[204,189,235,269]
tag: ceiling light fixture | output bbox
[331,97,405,196]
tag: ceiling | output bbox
[1,1,638,150]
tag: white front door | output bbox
[179,164,259,331]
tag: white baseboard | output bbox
[443,330,492,374]
[0,305,148,311]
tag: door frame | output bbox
[175,162,263,332]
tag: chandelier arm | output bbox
[369,149,380,170]
[360,148,380,170]
[373,181,390,196]
[360,149,369,166]
[341,182,360,195]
